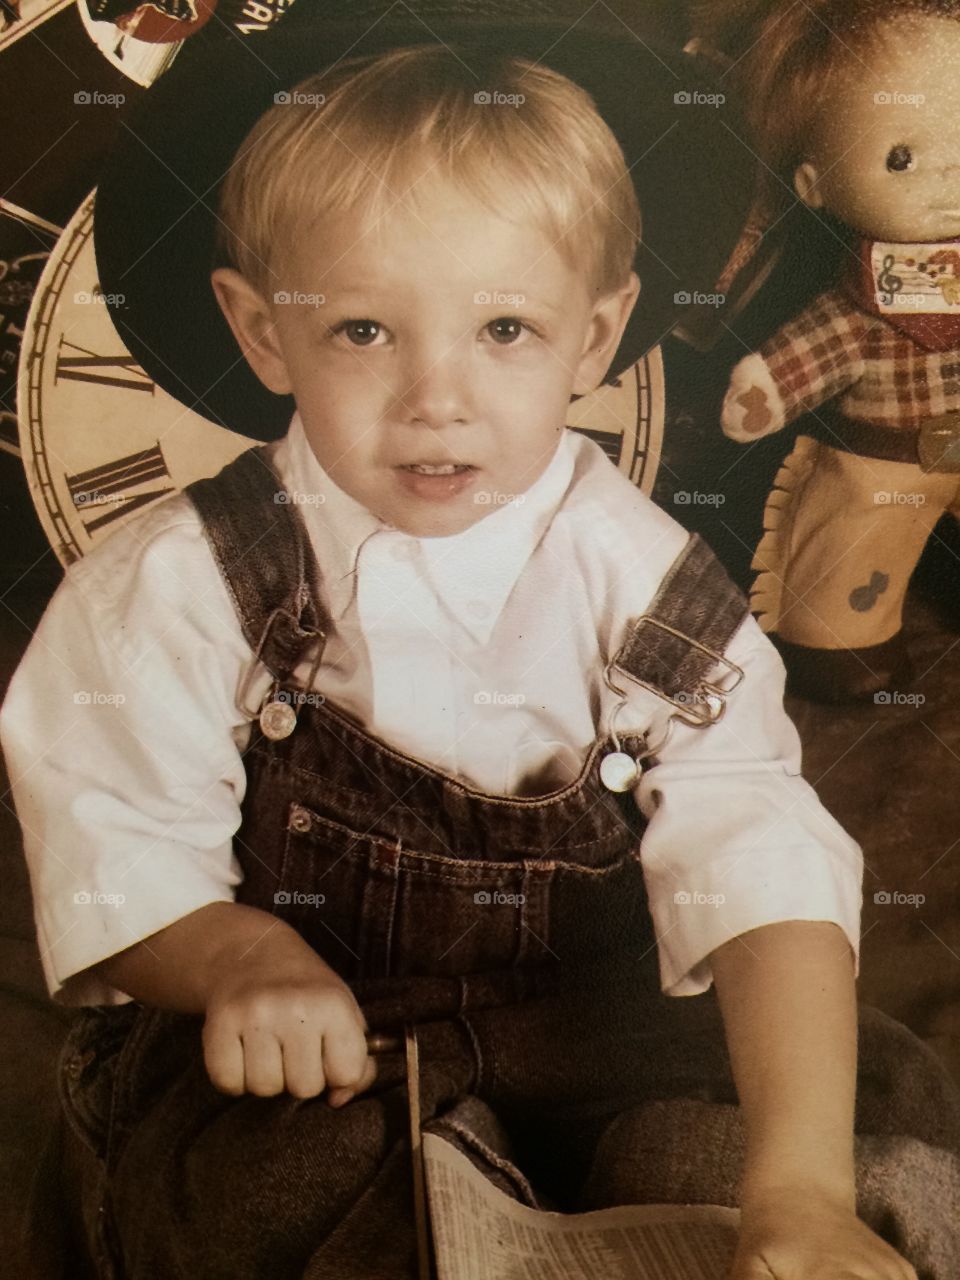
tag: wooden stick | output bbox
[405,1024,433,1280]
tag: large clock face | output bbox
[19,191,664,566]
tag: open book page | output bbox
[423,1131,740,1280]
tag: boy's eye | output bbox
[336,320,383,346]
[886,144,915,173]
[486,317,527,345]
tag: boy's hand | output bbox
[731,1186,918,1279]
[201,939,376,1105]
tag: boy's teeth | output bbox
[407,463,467,475]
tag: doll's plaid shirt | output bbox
[760,287,960,430]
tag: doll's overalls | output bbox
[54,444,757,1280]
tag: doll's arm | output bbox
[722,288,868,442]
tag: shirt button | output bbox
[466,600,489,620]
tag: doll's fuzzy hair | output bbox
[694,0,960,178]
[215,43,640,304]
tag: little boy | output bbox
[0,5,923,1279]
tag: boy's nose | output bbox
[399,343,473,430]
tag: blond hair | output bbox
[215,43,640,301]
[729,0,959,179]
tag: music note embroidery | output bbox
[877,254,903,307]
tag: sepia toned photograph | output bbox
[1,2,959,1277]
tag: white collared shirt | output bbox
[0,414,863,1007]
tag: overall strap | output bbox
[610,533,749,725]
[182,445,325,682]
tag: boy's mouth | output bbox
[400,462,475,475]
[395,461,480,502]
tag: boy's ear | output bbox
[572,272,642,396]
[794,161,825,210]
[209,267,293,395]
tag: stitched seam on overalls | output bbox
[285,802,634,861]
[361,848,634,880]
[455,1006,485,1091]
[257,677,652,793]
[264,733,626,813]
[254,748,643,823]
[428,1115,542,1207]
[457,1008,487,1093]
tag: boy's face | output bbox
[212,177,639,537]
[794,15,960,243]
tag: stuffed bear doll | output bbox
[719,0,960,702]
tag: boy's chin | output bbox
[384,505,491,539]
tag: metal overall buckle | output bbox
[608,616,745,728]
[598,617,744,793]
[236,606,326,740]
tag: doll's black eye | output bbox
[886,144,914,173]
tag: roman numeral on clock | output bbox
[55,338,155,393]
[65,445,174,533]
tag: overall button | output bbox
[289,805,313,834]
[260,698,298,740]
[600,751,641,792]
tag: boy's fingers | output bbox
[322,1020,372,1090]
[357,1053,378,1092]
[282,1031,326,1100]
[327,1045,378,1106]
[202,1018,246,1096]
[240,1027,286,1096]
[326,1055,377,1108]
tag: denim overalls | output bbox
[53,444,771,1278]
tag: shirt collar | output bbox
[416,436,576,643]
[275,411,577,640]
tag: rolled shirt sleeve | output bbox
[632,612,863,997]
[0,505,253,1007]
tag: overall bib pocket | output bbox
[274,799,649,983]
